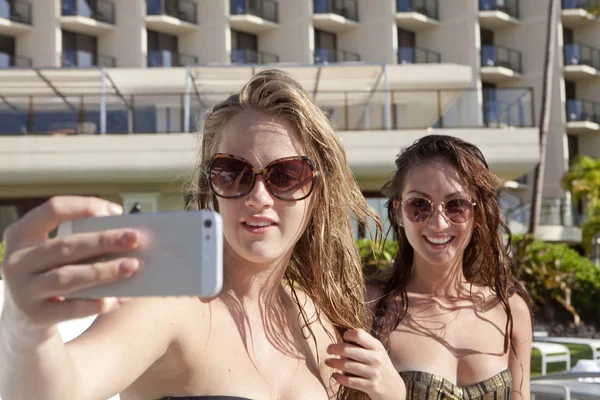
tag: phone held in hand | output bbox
[57,210,223,299]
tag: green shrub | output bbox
[357,238,397,278]
[511,234,600,324]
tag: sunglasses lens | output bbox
[209,157,254,198]
[403,197,432,223]
[266,159,314,200]
[445,199,473,223]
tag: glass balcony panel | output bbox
[396,0,438,19]
[0,52,10,68]
[0,1,8,18]
[567,99,600,123]
[479,0,519,18]
[562,0,600,9]
[313,0,358,21]
[481,45,497,67]
[147,0,196,23]
[564,43,600,69]
[147,0,162,15]
[62,50,78,67]
[481,45,522,71]
[398,47,415,64]
[0,96,28,135]
[230,0,246,14]
[0,0,32,23]
[78,51,94,67]
[78,0,92,18]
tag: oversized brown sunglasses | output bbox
[208,153,320,201]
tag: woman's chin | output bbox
[419,250,458,267]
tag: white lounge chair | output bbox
[533,341,571,376]
[0,281,120,400]
[531,382,572,400]
[531,372,600,400]
[535,336,600,361]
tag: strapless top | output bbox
[159,397,253,400]
[400,369,512,400]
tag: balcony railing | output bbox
[396,0,438,20]
[505,197,581,228]
[398,46,441,64]
[0,0,32,24]
[230,0,278,23]
[313,0,358,21]
[566,98,600,123]
[314,48,360,63]
[564,43,600,70]
[147,50,198,67]
[562,0,600,9]
[147,0,197,24]
[0,88,534,135]
[479,0,520,18]
[231,48,279,64]
[481,44,522,72]
[61,50,115,68]
[0,53,32,68]
[479,88,533,128]
[62,0,115,24]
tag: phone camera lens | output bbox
[204,219,212,228]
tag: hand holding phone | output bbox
[58,210,223,299]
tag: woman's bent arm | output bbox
[0,296,181,400]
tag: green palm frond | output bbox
[562,155,600,253]
[586,4,600,16]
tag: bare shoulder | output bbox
[508,293,533,342]
[71,295,195,345]
[508,293,532,317]
[66,296,201,398]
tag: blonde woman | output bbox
[0,69,403,400]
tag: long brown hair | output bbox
[189,68,379,400]
[373,135,531,354]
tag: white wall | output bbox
[182,0,229,63]
[100,0,145,67]
[19,0,59,67]
[261,0,312,63]
[338,0,395,64]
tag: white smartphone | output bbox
[57,210,223,299]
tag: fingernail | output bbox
[101,297,120,314]
[119,259,139,276]
[107,202,123,215]
[119,230,139,247]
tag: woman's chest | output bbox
[387,305,510,371]
[128,310,332,400]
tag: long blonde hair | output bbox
[190,68,379,400]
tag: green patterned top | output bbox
[400,369,512,400]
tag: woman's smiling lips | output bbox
[423,235,454,248]
[241,216,278,234]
